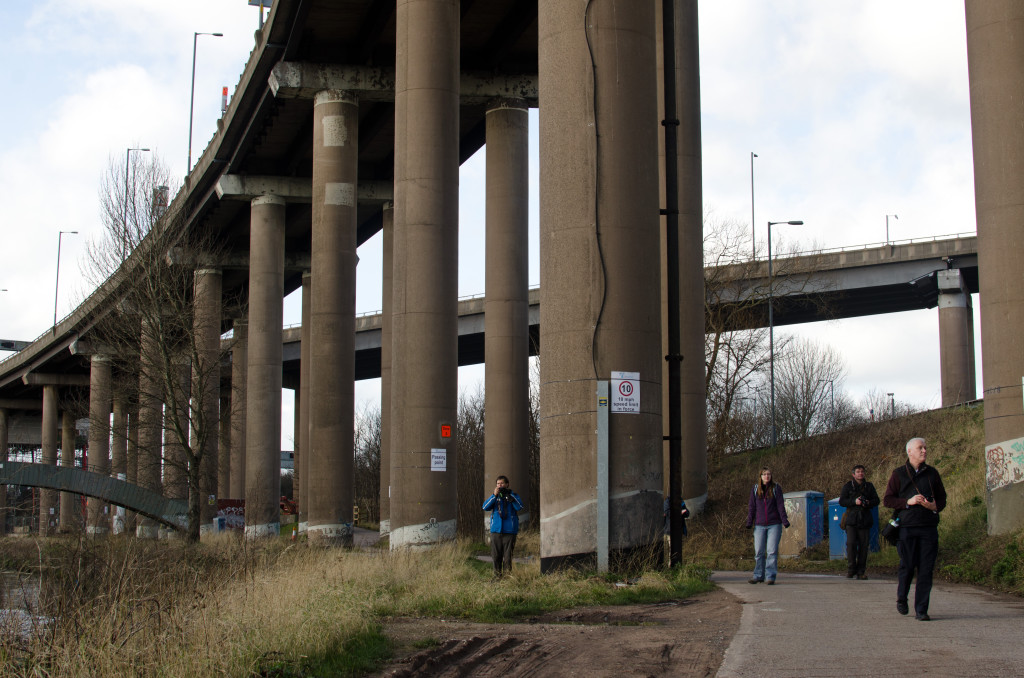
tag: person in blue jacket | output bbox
[482,475,524,577]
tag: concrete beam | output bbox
[215,175,393,204]
[0,399,43,410]
[22,373,90,387]
[269,62,539,106]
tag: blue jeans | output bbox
[753,523,782,581]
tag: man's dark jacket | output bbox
[882,463,947,528]
[839,478,880,529]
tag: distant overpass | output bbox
[278,233,977,383]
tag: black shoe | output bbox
[846,573,855,578]
[897,601,909,615]
[748,578,763,584]
[857,574,869,580]
[766,579,775,585]
[915,613,930,621]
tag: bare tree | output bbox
[456,386,486,539]
[353,402,381,524]
[82,152,233,541]
[772,337,847,442]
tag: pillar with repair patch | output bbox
[137,319,163,539]
[245,195,285,537]
[657,1,707,514]
[59,410,77,532]
[484,99,531,533]
[937,269,976,407]
[86,355,112,535]
[966,1,1024,534]
[307,89,358,545]
[298,273,310,532]
[230,318,248,500]
[380,204,393,536]
[538,0,664,570]
[193,267,222,529]
[40,385,58,535]
[390,0,460,548]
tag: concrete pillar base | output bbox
[245,522,280,539]
[307,523,353,546]
[683,492,708,515]
[390,518,456,550]
[379,519,390,536]
[136,525,159,539]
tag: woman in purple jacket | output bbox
[746,467,790,584]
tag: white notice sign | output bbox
[431,449,447,472]
[611,371,640,413]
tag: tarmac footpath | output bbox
[712,571,1024,677]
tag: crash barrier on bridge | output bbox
[780,491,825,557]
[0,462,188,531]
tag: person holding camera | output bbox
[839,464,880,580]
[482,475,524,577]
[883,438,947,621]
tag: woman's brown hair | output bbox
[756,467,776,499]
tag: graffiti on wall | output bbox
[985,437,1024,491]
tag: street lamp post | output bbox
[886,214,898,246]
[887,392,895,419]
[54,230,79,330]
[750,152,758,259]
[123,147,150,260]
[187,31,224,175]
[767,219,803,447]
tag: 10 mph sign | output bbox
[610,371,640,413]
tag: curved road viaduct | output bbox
[0,2,1021,550]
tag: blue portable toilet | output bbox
[828,498,880,560]
[780,491,825,557]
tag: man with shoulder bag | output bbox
[839,464,879,580]
[883,438,947,621]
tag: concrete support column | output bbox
[538,0,663,570]
[0,408,8,535]
[163,360,190,502]
[218,389,231,499]
[40,385,58,536]
[292,389,300,519]
[657,1,707,514]
[126,405,139,534]
[0,409,7,535]
[192,267,223,528]
[137,320,164,538]
[937,269,976,407]
[391,0,460,548]
[298,272,311,532]
[484,100,531,534]
[379,205,393,536]
[245,195,285,538]
[308,89,359,545]
[230,318,248,500]
[110,397,128,533]
[59,410,77,532]
[86,355,112,535]
[966,2,1024,534]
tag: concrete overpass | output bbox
[0,0,1021,548]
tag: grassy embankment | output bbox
[0,532,710,677]
[684,404,1024,592]
[1,405,1021,676]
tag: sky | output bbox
[0,1,979,447]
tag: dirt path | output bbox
[372,588,742,677]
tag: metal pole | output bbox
[768,221,776,447]
[187,32,223,175]
[187,32,198,175]
[53,231,78,330]
[661,0,683,567]
[886,214,898,246]
[596,381,609,573]
[751,152,757,260]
